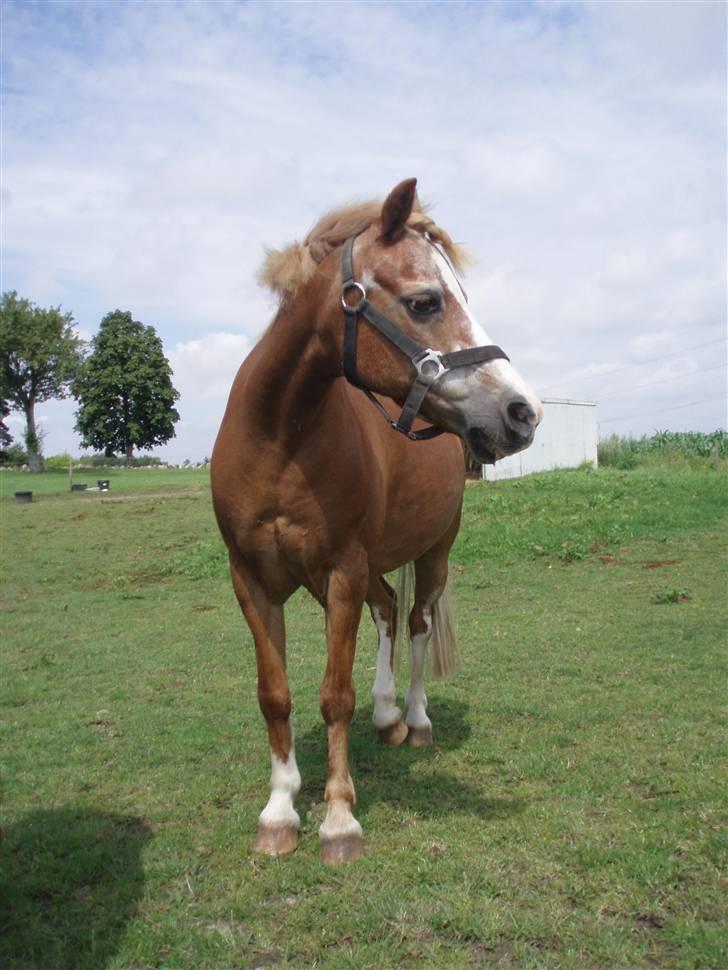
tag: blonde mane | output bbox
[258,197,472,298]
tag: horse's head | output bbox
[329,178,542,463]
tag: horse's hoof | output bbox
[378,719,409,746]
[406,724,433,747]
[320,833,364,865]
[253,823,298,857]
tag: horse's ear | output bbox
[380,178,418,243]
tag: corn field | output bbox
[598,430,727,468]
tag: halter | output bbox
[340,234,510,441]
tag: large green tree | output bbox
[73,310,180,461]
[0,291,84,471]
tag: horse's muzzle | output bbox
[466,397,541,464]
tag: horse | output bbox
[211,178,542,864]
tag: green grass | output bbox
[0,465,210,500]
[1,464,726,968]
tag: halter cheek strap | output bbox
[340,234,510,441]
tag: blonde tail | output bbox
[393,565,460,680]
[430,576,460,679]
[392,562,415,673]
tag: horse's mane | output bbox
[258,197,472,298]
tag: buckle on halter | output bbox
[413,348,449,383]
[341,281,367,313]
[390,422,434,441]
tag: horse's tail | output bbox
[430,576,460,679]
[392,564,460,680]
[392,562,415,673]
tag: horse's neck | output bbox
[239,299,338,444]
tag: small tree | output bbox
[73,310,180,462]
[0,292,84,471]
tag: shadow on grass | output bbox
[0,807,151,970]
[295,695,524,823]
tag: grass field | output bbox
[1,461,726,969]
[0,465,210,500]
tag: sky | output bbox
[2,0,726,462]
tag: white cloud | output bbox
[2,0,725,457]
[168,332,251,403]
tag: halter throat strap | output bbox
[340,233,510,440]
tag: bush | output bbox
[44,452,76,470]
[0,443,29,466]
[78,454,164,468]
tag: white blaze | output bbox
[430,247,543,418]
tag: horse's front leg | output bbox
[319,558,368,864]
[229,557,301,857]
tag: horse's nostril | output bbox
[507,400,535,428]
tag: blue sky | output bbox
[2,0,726,460]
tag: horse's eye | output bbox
[404,294,441,318]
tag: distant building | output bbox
[482,398,597,481]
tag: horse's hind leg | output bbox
[406,540,457,747]
[229,557,300,857]
[367,574,408,746]
[405,585,437,747]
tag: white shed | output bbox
[482,398,598,481]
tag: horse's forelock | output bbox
[257,198,471,298]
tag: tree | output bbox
[73,310,180,462]
[0,397,13,454]
[0,291,84,471]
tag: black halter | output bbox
[340,234,510,441]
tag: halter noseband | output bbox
[340,233,510,441]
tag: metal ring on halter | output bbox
[412,348,450,383]
[341,282,367,313]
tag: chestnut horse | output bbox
[211,179,541,863]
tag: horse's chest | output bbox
[238,507,343,596]
[272,513,324,559]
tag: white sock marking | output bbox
[319,807,363,842]
[259,748,301,830]
[371,607,403,729]
[406,611,432,730]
